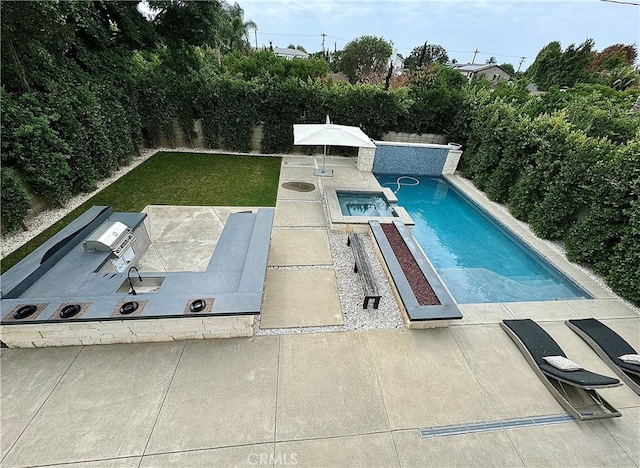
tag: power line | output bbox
[599,0,640,5]
[325,34,349,42]
[258,32,319,37]
[257,32,530,63]
[257,32,349,42]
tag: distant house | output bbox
[328,72,349,83]
[451,63,512,84]
[390,50,404,72]
[272,47,309,60]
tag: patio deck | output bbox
[1,154,638,467]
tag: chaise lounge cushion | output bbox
[539,364,621,387]
[617,359,640,376]
[567,318,640,376]
[503,319,621,388]
[619,354,640,365]
[543,355,582,371]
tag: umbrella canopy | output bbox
[293,116,376,149]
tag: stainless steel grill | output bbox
[84,221,135,257]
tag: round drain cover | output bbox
[120,301,139,315]
[282,181,315,192]
[60,304,81,318]
[14,304,38,320]
[190,299,207,313]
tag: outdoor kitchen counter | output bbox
[1,206,273,324]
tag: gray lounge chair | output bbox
[501,319,621,420]
[566,318,640,396]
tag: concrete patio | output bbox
[1,154,639,467]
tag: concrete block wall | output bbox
[251,123,264,152]
[381,131,447,145]
[0,315,255,348]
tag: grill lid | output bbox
[83,221,130,251]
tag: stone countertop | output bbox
[1,206,274,324]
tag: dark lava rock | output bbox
[381,224,441,306]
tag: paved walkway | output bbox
[1,155,639,467]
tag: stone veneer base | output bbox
[0,315,255,348]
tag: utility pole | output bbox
[254,28,258,50]
[516,56,526,73]
[471,48,479,64]
[321,33,326,57]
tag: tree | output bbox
[527,39,595,90]
[339,35,393,84]
[527,41,562,90]
[149,0,225,49]
[558,39,595,87]
[287,44,308,53]
[404,42,449,71]
[223,50,328,80]
[222,2,256,53]
[588,44,638,72]
[486,56,497,64]
[1,0,157,93]
[500,63,515,75]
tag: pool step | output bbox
[439,268,578,303]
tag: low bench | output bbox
[347,233,381,309]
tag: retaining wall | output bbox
[1,315,254,348]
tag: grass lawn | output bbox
[1,152,282,273]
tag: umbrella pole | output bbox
[322,145,327,171]
[314,144,333,177]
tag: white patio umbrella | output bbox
[293,116,376,177]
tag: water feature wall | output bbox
[358,142,462,176]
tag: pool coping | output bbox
[324,187,414,228]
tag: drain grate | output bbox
[420,414,576,438]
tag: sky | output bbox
[241,0,640,70]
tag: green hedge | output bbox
[143,70,457,154]
[1,167,31,231]
[460,86,640,305]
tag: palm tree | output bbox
[222,2,256,53]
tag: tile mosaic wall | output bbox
[372,144,449,175]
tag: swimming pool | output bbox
[336,191,397,217]
[376,175,591,304]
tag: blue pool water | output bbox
[376,175,590,304]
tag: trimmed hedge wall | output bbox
[460,85,640,305]
[140,74,460,154]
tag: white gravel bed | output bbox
[255,167,405,336]
[253,230,405,336]
[2,148,163,258]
